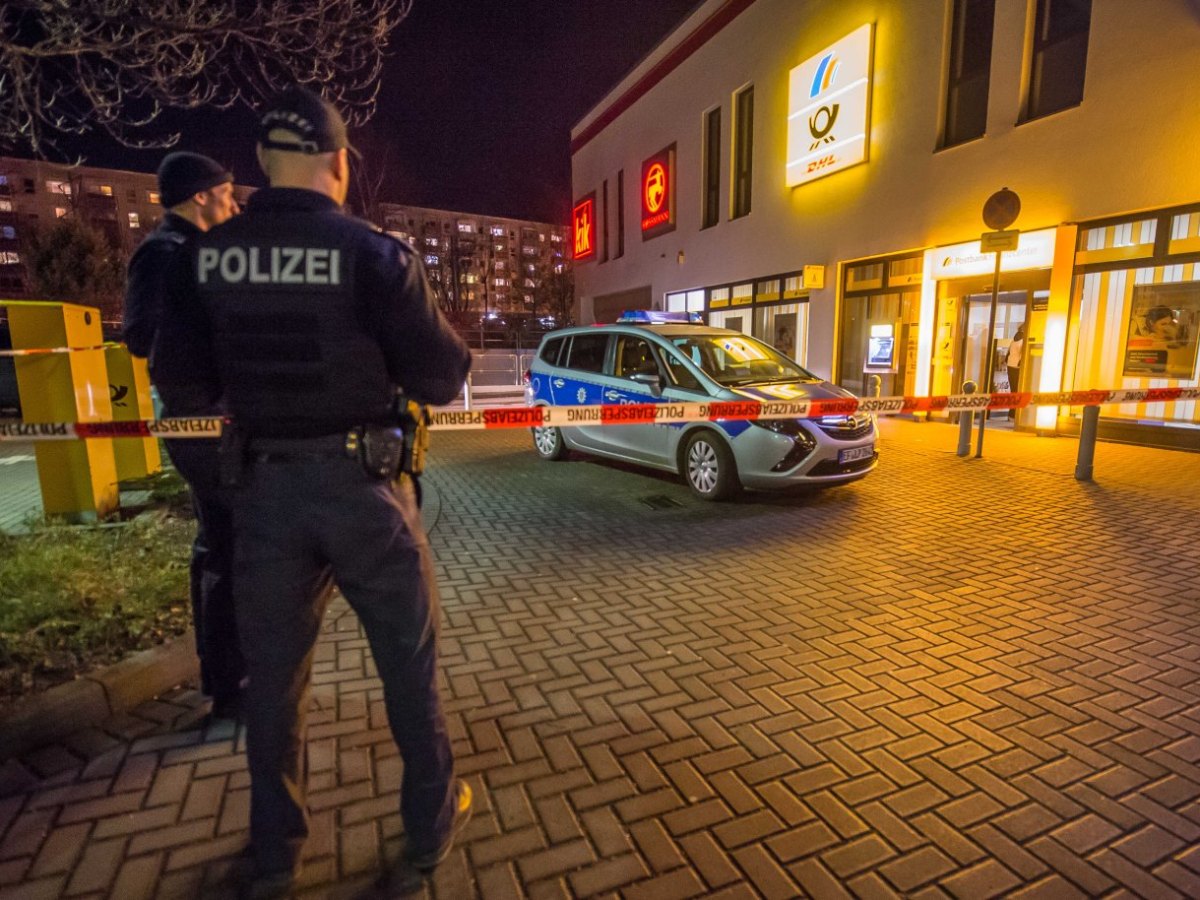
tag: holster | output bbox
[217,419,247,488]
[358,424,406,481]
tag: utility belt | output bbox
[219,402,430,493]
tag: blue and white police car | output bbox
[524,311,877,500]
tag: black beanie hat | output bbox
[156,152,232,208]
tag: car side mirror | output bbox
[630,372,663,397]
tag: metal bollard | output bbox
[1074,405,1100,481]
[956,381,977,457]
[462,373,473,411]
[868,374,882,398]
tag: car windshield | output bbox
[668,333,820,386]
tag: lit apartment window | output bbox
[550,233,562,243]
[495,260,506,270]
[731,86,753,219]
[98,185,113,196]
[54,207,67,218]
[0,200,11,212]
[148,191,160,204]
[424,254,439,266]
[1,226,14,239]
[491,225,504,236]
[458,222,475,233]
[702,106,721,228]
[424,237,439,248]
[128,212,140,228]
[943,0,995,147]
[45,180,71,196]
[1025,0,1091,120]
[0,252,20,264]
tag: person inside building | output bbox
[150,87,473,899]
[123,152,245,721]
[1006,324,1025,420]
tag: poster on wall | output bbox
[773,313,797,355]
[1122,282,1200,378]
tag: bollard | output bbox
[868,374,882,398]
[1074,404,1100,481]
[956,381,977,457]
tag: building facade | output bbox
[570,0,1200,448]
[377,202,569,329]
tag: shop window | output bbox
[666,291,686,312]
[783,275,806,299]
[943,0,995,147]
[846,262,884,292]
[731,283,753,306]
[755,278,781,302]
[1024,0,1091,121]
[702,106,721,229]
[731,86,753,219]
[709,287,731,309]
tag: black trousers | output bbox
[165,439,245,702]
[232,450,455,874]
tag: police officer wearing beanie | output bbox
[151,88,472,899]
[124,152,245,720]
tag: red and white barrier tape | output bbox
[2,386,1198,442]
[0,342,119,357]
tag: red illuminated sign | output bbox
[572,193,596,261]
[641,144,676,239]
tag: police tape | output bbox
[0,342,120,357]
[2,386,1199,441]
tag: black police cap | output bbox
[156,152,232,208]
[258,87,354,155]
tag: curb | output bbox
[0,629,199,761]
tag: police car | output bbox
[524,311,877,500]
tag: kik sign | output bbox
[641,143,676,240]
[572,192,596,261]
[786,23,873,187]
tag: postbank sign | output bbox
[572,192,596,261]
[641,143,676,240]
[786,23,873,188]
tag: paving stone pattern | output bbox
[1,419,1199,898]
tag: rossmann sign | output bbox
[786,24,874,187]
[641,143,676,240]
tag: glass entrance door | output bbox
[960,291,1027,418]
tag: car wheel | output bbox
[533,424,568,460]
[682,430,740,501]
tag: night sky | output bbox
[74,0,702,227]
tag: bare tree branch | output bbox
[0,0,413,157]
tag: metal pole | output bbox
[1074,405,1100,481]
[957,380,977,457]
[975,249,1003,458]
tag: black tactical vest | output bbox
[195,204,393,438]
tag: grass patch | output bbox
[0,509,193,707]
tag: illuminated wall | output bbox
[569,0,1200,380]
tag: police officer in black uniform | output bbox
[124,153,245,719]
[151,89,473,899]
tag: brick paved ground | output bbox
[2,418,1199,899]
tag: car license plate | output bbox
[838,445,874,463]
